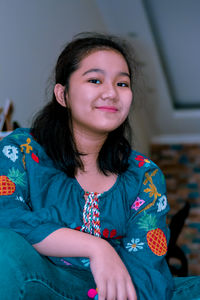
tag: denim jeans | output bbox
[0,228,199,300]
[0,228,96,299]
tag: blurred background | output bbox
[0,0,199,276]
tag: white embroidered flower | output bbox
[2,145,19,162]
[81,258,90,267]
[157,195,167,212]
[126,238,144,252]
[16,196,25,203]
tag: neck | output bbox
[73,128,108,172]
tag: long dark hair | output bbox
[31,33,138,177]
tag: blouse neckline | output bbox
[73,174,121,199]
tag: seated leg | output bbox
[0,228,95,299]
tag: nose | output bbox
[101,82,117,101]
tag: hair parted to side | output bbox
[31,32,139,177]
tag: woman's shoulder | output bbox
[0,128,49,162]
[129,149,166,192]
[127,149,160,174]
[0,128,32,145]
[120,150,167,216]
[121,150,165,193]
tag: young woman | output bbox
[0,33,185,299]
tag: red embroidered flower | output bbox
[135,155,150,167]
[102,228,123,239]
[31,153,39,163]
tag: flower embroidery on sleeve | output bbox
[135,155,151,168]
[131,197,145,211]
[136,170,161,216]
[2,145,19,162]
[16,195,25,203]
[81,258,90,267]
[126,238,144,252]
[157,195,167,212]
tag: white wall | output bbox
[0,0,106,126]
[96,0,200,147]
[2,0,198,155]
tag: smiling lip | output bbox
[96,106,118,112]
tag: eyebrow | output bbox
[82,68,130,78]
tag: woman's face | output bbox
[56,49,133,136]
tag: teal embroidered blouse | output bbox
[0,128,173,299]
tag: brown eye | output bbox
[88,79,101,84]
[117,82,129,87]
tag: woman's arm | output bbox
[33,228,137,300]
[118,166,174,300]
[33,227,104,257]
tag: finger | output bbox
[126,280,137,300]
[97,280,107,300]
[106,278,117,300]
[116,278,128,300]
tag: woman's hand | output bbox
[90,239,137,300]
[33,228,136,299]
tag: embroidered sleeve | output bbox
[0,133,63,244]
[119,166,174,300]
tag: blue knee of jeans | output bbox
[0,228,31,259]
[0,228,43,277]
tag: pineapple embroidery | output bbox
[0,168,26,196]
[137,211,167,256]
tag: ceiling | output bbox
[143,0,200,109]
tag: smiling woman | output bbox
[54,50,132,138]
[0,33,175,300]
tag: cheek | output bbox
[123,93,133,113]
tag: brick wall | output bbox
[151,144,200,276]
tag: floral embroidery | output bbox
[135,155,151,168]
[2,145,19,162]
[144,182,161,201]
[157,195,167,212]
[81,258,90,267]
[19,137,40,168]
[31,152,39,163]
[20,138,33,154]
[143,169,158,186]
[131,197,145,210]
[102,228,123,240]
[143,170,161,201]
[126,238,144,252]
[16,195,25,202]
[137,170,161,215]
[75,226,82,231]
[10,133,26,140]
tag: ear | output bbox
[54,84,67,107]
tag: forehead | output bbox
[78,49,129,72]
